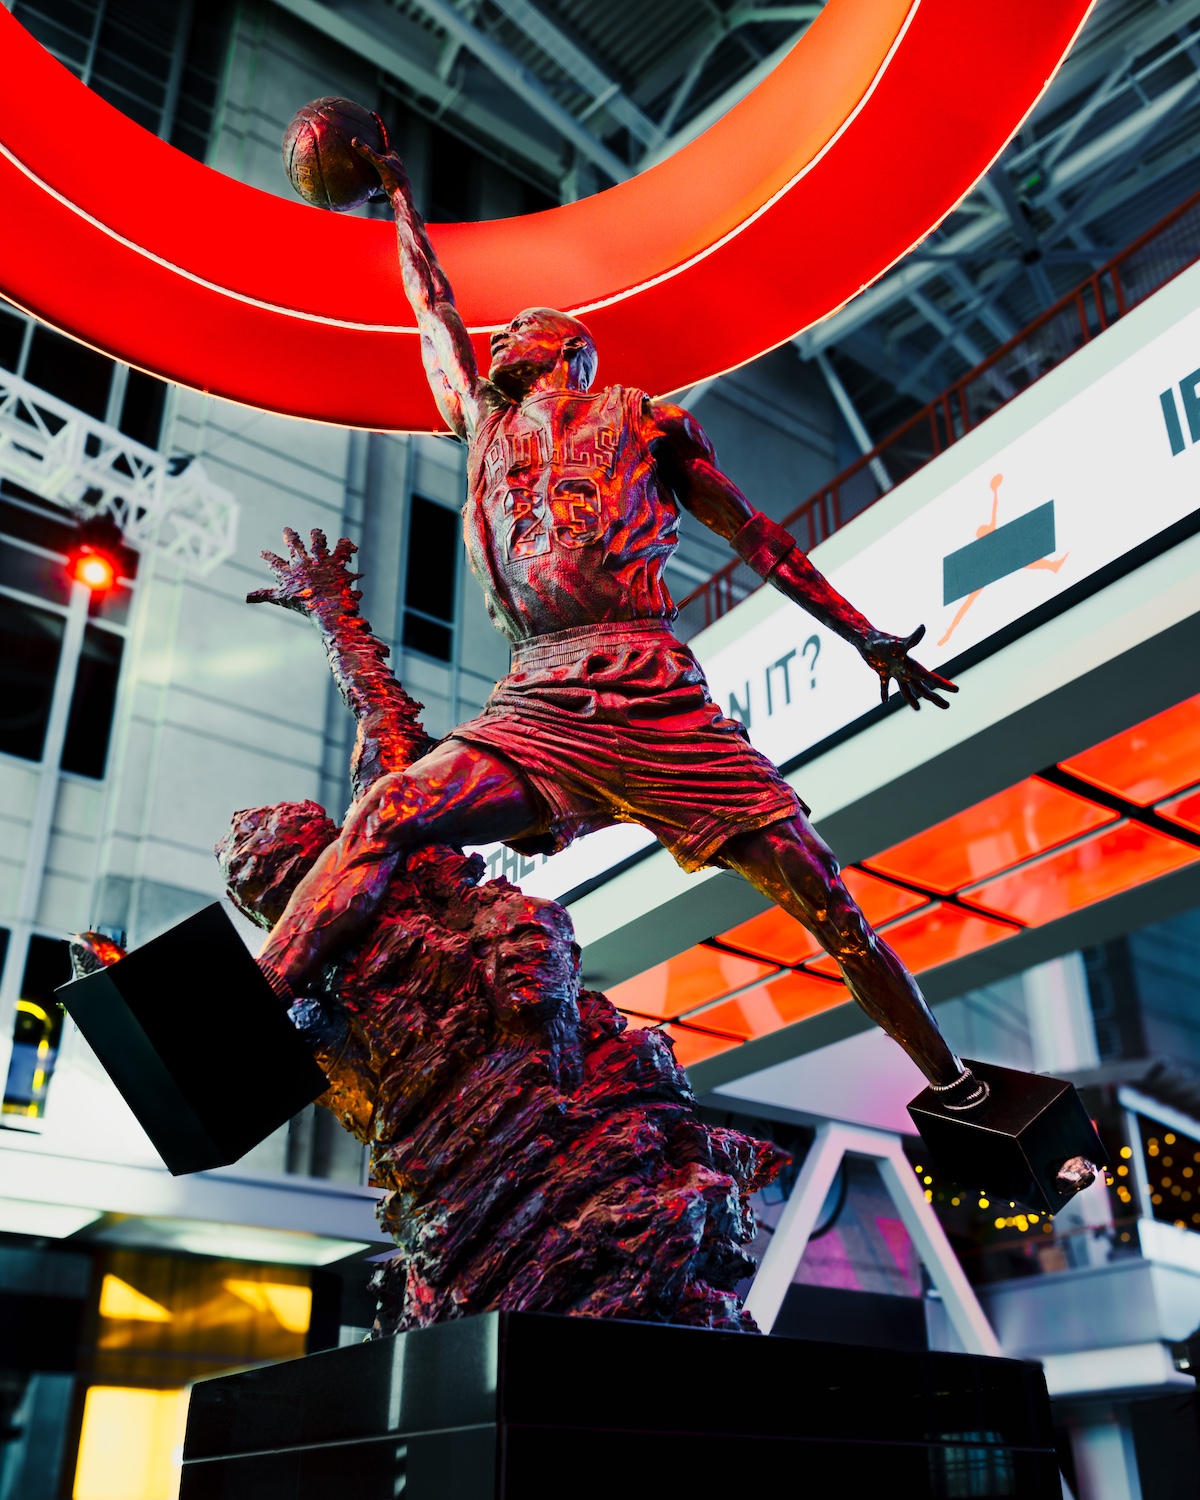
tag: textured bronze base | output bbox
[180,1311,1062,1499]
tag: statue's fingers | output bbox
[246,588,275,604]
[310,528,329,558]
[260,549,287,571]
[371,111,390,151]
[899,678,921,711]
[903,624,926,651]
[282,526,305,557]
[332,536,357,565]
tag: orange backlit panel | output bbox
[661,1024,741,1069]
[863,777,1117,894]
[1159,787,1200,837]
[606,946,777,1021]
[692,972,849,1040]
[718,868,925,965]
[965,820,1200,927]
[809,902,1018,977]
[1059,693,1200,805]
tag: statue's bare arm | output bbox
[649,399,957,711]
[354,121,483,439]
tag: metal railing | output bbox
[676,188,1200,639]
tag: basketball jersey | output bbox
[463,385,679,643]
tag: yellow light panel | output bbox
[1059,693,1200,804]
[607,945,777,1021]
[661,1024,741,1068]
[688,972,848,1040]
[98,1274,172,1323]
[73,1386,189,1500]
[863,777,1117,894]
[224,1279,312,1334]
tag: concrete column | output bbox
[1070,1410,1143,1500]
[1024,954,1100,1075]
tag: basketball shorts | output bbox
[450,618,805,873]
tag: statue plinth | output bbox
[179,1311,1062,1498]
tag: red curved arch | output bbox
[0,0,1092,432]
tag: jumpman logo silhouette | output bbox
[938,473,1068,646]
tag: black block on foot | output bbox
[56,903,327,1175]
[908,1057,1107,1214]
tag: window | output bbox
[23,324,113,421]
[402,496,459,662]
[0,491,131,777]
[0,596,66,762]
[13,0,232,163]
[2,932,70,1119]
[63,625,124,778]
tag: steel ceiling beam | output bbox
[268,0,565,179]
[485,0,664,150]
[391,0,630,181]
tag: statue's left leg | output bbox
[720,814,965,1088]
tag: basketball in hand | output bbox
[282,97,386,212]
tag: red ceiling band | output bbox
[0,0,1093,431]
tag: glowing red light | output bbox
[70,550,117,591]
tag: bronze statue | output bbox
[220,533,786,1333]
[257,116,986,1109]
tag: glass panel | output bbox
[0,540,73,604]
[405,496,458,624]
[689,971,848,1040]
[0,595,66,762]
[1060,693,1200,805]
[23,324,113,420]
[607,946,777,1022]
[863,777,1118,894]
[809,902,1019,976]
[964,822,1200,928]
[118,368,166,449]
[2,933,70,1119]
[1158,786,1200,837]
[62,625,124,779]
[1138,1115,1200,1233]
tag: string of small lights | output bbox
[1138,1117,1200,1230]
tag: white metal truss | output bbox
[0,366,237,577]
[743,1119,1001,1356]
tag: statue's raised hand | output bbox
[351,112,409,197]
[247,527,361,617]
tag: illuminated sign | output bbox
[473,277,1200,903]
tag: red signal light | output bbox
[69,548,117,592]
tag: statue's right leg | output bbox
[259,739,545,989]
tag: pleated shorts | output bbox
[450,618,804,873]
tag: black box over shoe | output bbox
[909,1057,1108,1214]
[56,903,327,1175]
[181,1311,1062,1499]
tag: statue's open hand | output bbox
[861,625,958,711]
[248,527,361,616]
[351,113,408,196]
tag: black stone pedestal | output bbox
[180,1312,1061,1498]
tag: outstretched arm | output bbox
[650,401,957,711]
[249,528,435,799]
[353,120,483,438]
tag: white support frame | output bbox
[0,367,237,578]
[744,1120,1001,1356]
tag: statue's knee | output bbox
[350,771,426,846]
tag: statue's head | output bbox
[477,885,580,1030]
[488,308,597,397]
[216,801,338,929]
